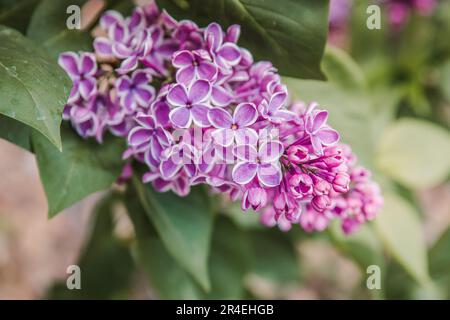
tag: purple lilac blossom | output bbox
[58,1,383,235]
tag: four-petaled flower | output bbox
[128,113,171,168]
[167,79,212,128]
[172,50,218,85]
[208,103,258,147]
[232,141,284,187]
[305,110,339,155]
[58,52,97,102]
[205,23,242,70]
[116,70,155,114]
[258,91,295,123]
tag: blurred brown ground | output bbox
[0,139,449,299]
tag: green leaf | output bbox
[248,229,299,285]
[27,0,93,59]
[373,192,430,285]
[0,0,39,33]
[156,0,329,80]
[127,197,250,299]
[375,119,450,189]
[0,114,31,151]
[32,125,125,217]
[47,194,135,299]
[322,46,367,91]
[0,26,71,150]
[132,176,213,291]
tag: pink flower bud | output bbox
[311,195,331,212]
[333,172,350,193]
[289,173,313,198]
[313,179,331,196]
[287,145,309,164]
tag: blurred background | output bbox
[0,0,449,299]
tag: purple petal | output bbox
[188,79,211,103]
[122,92,137,112]
[310,135,324,155]
[116,76,131,93]
[205,22,223,52]
[257,163,282,187]
[226,24,240,43]
[109,21,128,43]
[211,85,233,106]
[135,113,155,128]
[268,91,287,113]
[191,104,211,127]
[117,56,138,74]
[312,111,328,133]
[173,50,193,67]
[128,127,152,146]
[134,85,155,106]
[58,52,79,76]
[208,107,233,128]
[235,128,258,145]
[80,53,97,75]
[160,157,182,179]
[93,38,113,58]
[258,140,284,163]
[112,42,133,59]
[152,101,170,127]
[153,177,172,192]
[317,128,339,145]
[211,128,234,147]
[100,10,123,30]
[173,176,190,196]
[167,84,189,106]
[232,162,258,185]
[217,43,241,65]
[79,78,96,100]
[176,65,195,85]
[133,70,150,85]
[128,8,145,31]
[169,106,191,128]
[197,61,218,80]
[273,109,295,122]
[234,102,257,126]
[233,144,258,162]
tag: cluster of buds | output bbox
[58,1,382,234]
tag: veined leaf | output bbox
[0,26,71,150]
[32,125,125,217]
[132,176,213,291]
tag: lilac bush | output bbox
[58,2,382,234]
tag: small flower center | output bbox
[256,156,262,164]
[192,60,199,67]
[231,123,238,130]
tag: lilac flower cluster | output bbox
[58,2,382,234]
